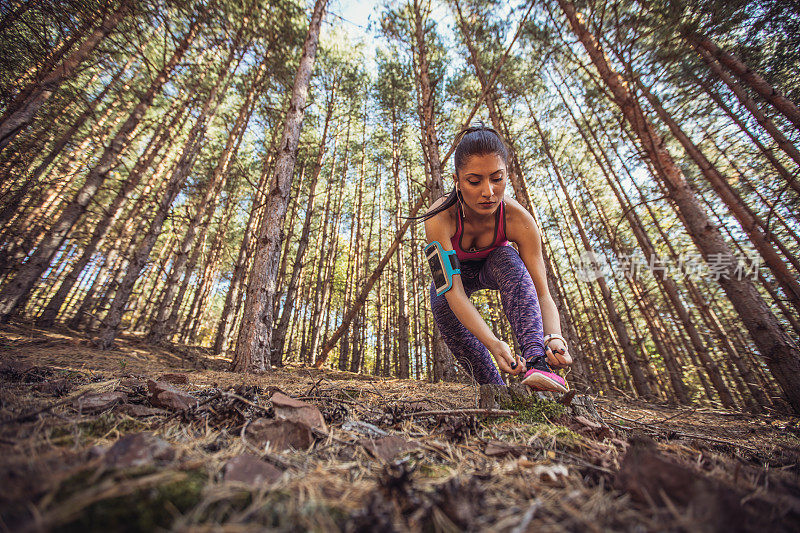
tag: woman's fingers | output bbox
[491,340,525,375]
[508,354,525,375]
[546,340,573,368]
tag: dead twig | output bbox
[0,391,88,426]
[598,406,761,453]
[400,409,518,419]
[222,392,270,414]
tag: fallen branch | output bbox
[401,408,517,419]
[597,406,760,453]
[0,391,88,426]
[223,391,271,414]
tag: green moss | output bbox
[59,468,207,532]
[522,422,582,445]
[49,414,146,446]
[499,396,566,425]
[416,462,452,478]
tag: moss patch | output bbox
[499,396,566,424]
[49,413,146,445]
[59,468,206,532]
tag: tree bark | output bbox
[232,0,327,372]
[0,0,130,151]
[557,0,800,412]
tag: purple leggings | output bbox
[430,245,546,385]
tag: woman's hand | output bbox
[545,336,572,369]
[490,340,525,375]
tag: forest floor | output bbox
[1,322,799,532]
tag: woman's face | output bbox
[455,152,507,216]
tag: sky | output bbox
[324,0,461,74]
[326,0,382,61]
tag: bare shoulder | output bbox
[424,196,456,244]
[504,195,541,243]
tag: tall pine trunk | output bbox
[0,16,201,321]
[557,0,800,412]
[232,0,327,372]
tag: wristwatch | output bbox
[543,333,567,350]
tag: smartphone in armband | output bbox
[424,241,461,296]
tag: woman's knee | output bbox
[487,245,522,267]
[486,246,529,283]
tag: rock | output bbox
[270,392,327,431]
[73,391,127,413]
[117,378,145,390]
[573,415,601,429]
[564,395,604,424]
[104,432,175,468]
[357,436,420,461]
[147,379,197,411]
[245,418,315,451]
[119,403,168,417]
[403,400,431,411]
[341,420,388,438]
[159,372,189,384]
[615,438,746,532]
[223,454,282,486]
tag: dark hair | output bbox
[415,123,510,222]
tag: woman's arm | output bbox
[424,209,524,375]
[507,199,572,367]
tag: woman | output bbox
[423,124,572,391]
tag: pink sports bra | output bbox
[450,200,509,261]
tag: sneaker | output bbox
[521,358,568,393]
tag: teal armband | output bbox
[424,241,461,296]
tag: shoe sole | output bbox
[522,373,568,393]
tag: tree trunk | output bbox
[0,1,130,151]
[232,0,327,372]
[556,0,800,412]
[0,16,201,321]
[272,105,333,366]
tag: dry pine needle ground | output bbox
[0,323,799,532]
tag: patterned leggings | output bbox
[430,245,546,385]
